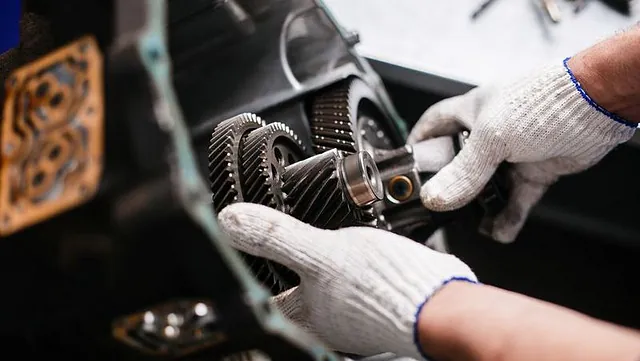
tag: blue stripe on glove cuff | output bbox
[413,277,479,361]
[563,57,639,129]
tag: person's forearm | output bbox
[568,24,640,123]
[418,282,640,361]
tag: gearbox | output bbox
[0,1,507,360]
[207,77,508,295]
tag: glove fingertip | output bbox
[217,203,287,251]
[419,180,452,212]
[491,225,519,244]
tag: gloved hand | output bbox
[218,202,477,360]
[407,60,637,243]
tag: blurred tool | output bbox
[542,0,563,22]
[600,0,632,14]
[471,0,501,19]
[567,0,588,13]
[566,0,632,14]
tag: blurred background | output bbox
[325,0,640,87]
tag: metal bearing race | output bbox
[208,113,265,213]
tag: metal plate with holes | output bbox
[0,35,104,236]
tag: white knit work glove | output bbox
[218,202,477,360]
[407,60,636,243]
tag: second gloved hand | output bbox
[407,60,636,243]
[218,202,476,360]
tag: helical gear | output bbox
[240,122,306,210]
[238,122,307,292]
[281,149,357,229]
[310,77,394,154]
[208,113,264,212]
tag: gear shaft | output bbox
[281,149,382,230]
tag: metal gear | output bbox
[239,121,307,293]
[240,122,306,210]
[208,113,265,212]
[310,77,395,154]
[282,149,356,229]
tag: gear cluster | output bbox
[208,105,385,292]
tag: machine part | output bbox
[310,77,395,154]
[238,121,307,293]
[372,145,430,237]
[541,0,562,22]
[470,0,501,19]
[568,0,588,13]
[341,150,383,207]
[372,135,509,241]
[208,113,265,212]
[282,149,383,230]
[387,175,414,202]
[106,1,340,360]
[209,116,385,292]
[241,122,306,209]
[1,1,406,359]
[0,35,104,236]
[112,299,224,356]
[599,0,632,15]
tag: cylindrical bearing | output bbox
[340,151,383,207]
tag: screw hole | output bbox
[388,176,413,202]
[48,145,61,160]
[50,92,64,107]
[35,82,50,97]
[32,171,46,187]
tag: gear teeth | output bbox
[208,113,265,213]
[238,121,306,294]
[240,122,305,210]
[281,149,356,229]
[310,81,358,154]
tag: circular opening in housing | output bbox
[387,175,414,202]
